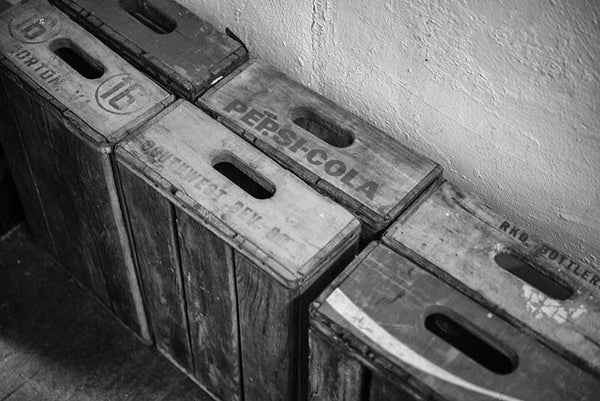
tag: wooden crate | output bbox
[116,100,361,401]
[310,243,600,401]
[383,180,600,376]
[0,0,23,237]
[0,0,173,341]
[50,0,247,101]
[198,61,442,240]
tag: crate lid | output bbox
[52,0,247,100]
[117,100,360,289]
[383,180,600,373]
[0,0,172,143]
[199,61,442,232]
[312,243,600,400]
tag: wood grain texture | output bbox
[235,251,296,401]
[177,209,241,401]
[50,0,248,100]
[308,326,364,401]
[312,243,600,401]
[117,99,360,401]
[117,163,193,369]
[383,180,600,375]
[0,147,23,236]
[117,100,360,288]
[0,227,214,401]
[0,0,172,142]
[199,60,442,234]
[369,371,428,401]
[0,0,173,340]
[0,69,52,250]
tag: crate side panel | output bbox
[117,162,193,369]
[0,71,51,249]
[177,210,241,401]
[235,250,297,401]
[308,327,364,401]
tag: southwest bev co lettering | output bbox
[139,138,264,227]
[7,45,61,85]
[223,100,379,201]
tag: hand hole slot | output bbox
[494,252,573,301]
[425,311,518,375]
[119,0,177,34]
[292,108,354,148]
[213,154,275,199]
[50,39,104,79]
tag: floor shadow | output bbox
[0,227,212,401]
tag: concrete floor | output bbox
[0,226,212,401]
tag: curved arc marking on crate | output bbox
[325,288,524,401]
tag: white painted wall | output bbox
[179,0,600,264]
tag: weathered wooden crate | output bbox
[0,0,22,237]
[116,100,361,401]
[49,0,247,101]
[382,180,600,376]
[198,61,442,240]
[310,243,600,401]
[0,0,173,341]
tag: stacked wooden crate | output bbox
[1,1,598,400]
[0,0,173,340]
[309,243,600,400]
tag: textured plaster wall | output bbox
[179,0,600,264]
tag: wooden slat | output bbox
[0,0,173,340]
[11,80,111,305]
[369,372,429,401]
[383,181,600,375]
[50,0,248,100]
[199,61,442,235]
[117,99,360,288]
[313,243,600,400]
[235,251,297,401]
[177,210,241,401]
[0,73,43,243]
[117,163,193,370]
[0,148,23,237]
[308,326,364,401]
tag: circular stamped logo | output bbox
[95,74,150,115]
[9,9,61,44]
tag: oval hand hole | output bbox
[119,0,177,34]
[494,252,573,301]
[292,108,354,148]
[51,39,104,79]
[213,154,275,199]
[425,311,518,375]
